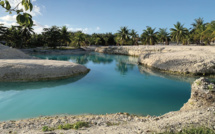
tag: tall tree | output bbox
[170,22,188,45]
[141,26,158,45]
[60,26,71,47]
[157,28,170,45]
[0,24,8,41]
[191,18,207,44]
[130,29,139,45]
[203,21,215,45]
[19,24,35,48]
[4,26,22,48]
[72,31,85,48]
[117,26,130,45]
[43,26,61,49]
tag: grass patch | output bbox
[208,84,214,91]
[42,126,55,132]
[106,121,120,126]
[196,80,201,86]
[160,126,215,134]
[42,121,89,132]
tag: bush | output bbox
[57,121,89,130]
[161,126,215,134]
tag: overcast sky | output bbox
[1,0,215,34]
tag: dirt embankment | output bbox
[0,44,89,81]
[96,46,215,75]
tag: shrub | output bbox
[73,121,89,130]
[57,121,89,130]
[42,126,55,132]
[160,126,215,134]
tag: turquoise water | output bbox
[0,53,192,121]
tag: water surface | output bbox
[0,53,193,121]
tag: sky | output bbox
[0,0,215,34]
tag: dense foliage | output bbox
[0,0,34,27]
[0,18,215,48]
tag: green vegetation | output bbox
[0,2,215,48]
[42,126,55,132]
[160,126,215,134]
[42,121,89,132]
[106,121,120,126]
[0,0,34,27]
[141,26,158,45]
[196,80,201,86]
[208,84,214,90]
[170,22,188,45]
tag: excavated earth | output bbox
[96,46,215,75]
[1,45,215,133]
[0,44,89,81]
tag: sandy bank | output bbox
[0,44,33,59]
[0,44,90,81]
[96,46,215,75]
[0,60,89,81]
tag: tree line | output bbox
[0,18,215,48]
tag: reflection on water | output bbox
[138,66,198,84]
[36,52,197,83]
[36,53,137,75]
[0,52,195,121]
[115,62,135,75]
[0,74,87,91]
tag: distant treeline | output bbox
[0,18,215,48]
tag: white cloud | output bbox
[27,5,41,16]
[0,21,18,27]
[96,26,100,31]
[0,15,16,22]
[7,0,41,16]
[68,27,90,34]
[67,27,101,34]
[0,0,42,27]
[33,20,49,33]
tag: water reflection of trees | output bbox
[68,53,114,65]
[115,62,135,75]
[33,53,200,83]
[36,52,139,75]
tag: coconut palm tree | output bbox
[19,24,35,48]
[73,31,85,48]
[103,35,109,46]
[182,29,192,45]
[130,29,139,45]
[202,21,215,45]
[191,18,207,44]
[157,28,170,45]
[60,26,71,47]
[117,26,130,45]
[141,26,158,45]
[94,37,102,46]
[43,26,61,48]
[0,24,7,35]
[191,18,207,30]
[170,22,188,45]
[4,26,22,48]
[0,24,8,41]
